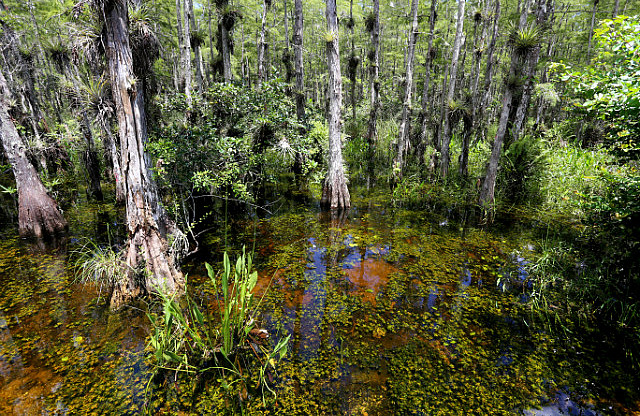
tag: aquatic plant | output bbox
[146,247,290,403]
[72,238,128,297]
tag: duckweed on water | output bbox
[0,198,638,414]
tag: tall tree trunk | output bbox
[459,3,487,177]
[365,0,381,185]
[207,0,215,83]
[176,0,192,104]
[257,0,271,89]
[479,0,553,209]
[417,0,437,166]
[394,0,420,179]
[510,20,550,142]
[63,62,104,202]
[439,0,466,177]
[348,0,357,121]
[282,0,293,87]
[99,117,126,204]
[96,0,183,307]
[475,0,501,148]
[293,0,305,123]
[0,69,67,239]
[220,8,233,83]
[321,0,350,210]
[587,0,598,60]
[187,0,204,93]
[80,111,104,201]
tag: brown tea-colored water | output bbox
[0,201,637,414]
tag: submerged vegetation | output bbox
[1,0,640,414]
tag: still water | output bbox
[0,197,637,414]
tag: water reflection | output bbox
[0,200,636,414]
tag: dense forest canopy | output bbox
[1,0,640,412]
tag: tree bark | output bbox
[0,69,67,239]
[459,2,488,178]
[321,0,350,210]
[587,0,598,60]
[479,0,553,209]
[475,0,501,148]
[207,0,215,83]
[96,0,183,307]
[176,0,192,104]
[80,110,104,201]
[417,0,437,166]
[187,0,204,93]
[395,0,420,178]
[220,7,233,83]
[365,0,381,185]
[293,0,305,123]
[348,0,357,121]
[99,117,126,204]
[439,0,466,177]
[257,0,271,89]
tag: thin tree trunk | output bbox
[187,0,204,93]
[460,4,487,177]
[176,0,192,103]
[218,1,234,83]
[395,0,420,178]
[257,0,271,89]
[282,0,293,87]
[587,0,598,60]
[0,69,67,238]
[479,0,553,209]
[97,0,183,307]
[99,117,126,204]
[349,0,357,121]
[439,0,466,177]
[365,0,381,185]
[293,0,305,123]
[207,0,215,83]
[80,111,104,201]
[417,0,437,166]
[475,0,501,148]
[321,0,350,210]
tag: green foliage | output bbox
[511,23,541,54]
[72,238,127,294]
[554,16,640,156]
[499,135,548,203]
[147,248,290,403]
[149,81,310,206]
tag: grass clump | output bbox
[73,238,127,296]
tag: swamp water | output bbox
[0,196,638,414]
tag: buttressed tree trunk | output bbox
[0,69,67,239]
[96,0,183,307]
[321,0,350,210]
[395,0,420,178]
